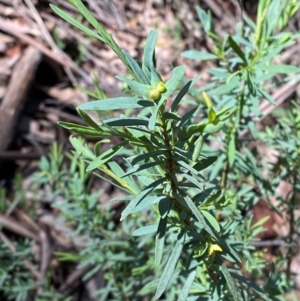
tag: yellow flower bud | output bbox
[149,89,161,100]
[157,82,166,93]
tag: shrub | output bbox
[50,0,300,299]
[1,0,300,300]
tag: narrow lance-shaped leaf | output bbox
[104,118,150,127]
[122,161,164,178]
[154,234,185,299]
[155,217,167,266]
[165,66,186,96]
[69,136,95,160]
[86,141,127,172]
[77,108,101,129]
[121,177,165,221]
[132,224,158,236]
[151,68,162,86]
[71,0,108,38]
[143,29,158,80]
[182,173,205,190]
[201,210,220,232]
[71,0,133,77]
[228,36,247,66]
[107,161,140,194]
[117,75,152,96]
[131,150,165,166]
[132,195,166,213]
[182,193,217,239]
[219,259,240,301]
[122,49,149,84]
[231,272,271,300]
[79,97,154,111]
[181,50,218,61]
[177,269,197,301]
[171,80,192,112]
[192,135,204,162]
[256,64,300,73]
[50,5,104,41]
[196,6,211,33]
[58,122,103,137]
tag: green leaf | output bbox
[212,76,240,95]
[181,50,218,60]
[122,50,149,84]
[131,150,165,165]
[132,195,166,213]
[201,210,220,232]
[155,217,167,266]
[231,272,271,300]
[162,112,181,120]
[72,0,107,37]
[192,135,203,162]
[154,234,185,299]
[148,109,158,131]
[165,66,186,96]
[58,122,102,136]
[178,160,201,176]
[182,174,205,190]
[140,279,160,295]
[78,97,154,111]
[121,178,165,221]
[50,5,104,41]
[150,68,162,86]
[177,269,197,301]
[182,194,216,238]
[193,156,218,171]
[257,89,275,105]
[143,29,158,80]
[107,161,140,194]
[228,36,247,66]
[104,118,150,127]
[266,0,281,36]
[158,197,171,218]
[69,136,95,160]
[171,80,192,112]
[196,6,211,33]
[132,224,158,236]
[200,190,222,208]
[76,108,101,129]
[122,161,164,177]
[256,64,300,73]
[86,142,127,171]
[117,75,152,96]
[204,121,225,134]
[187,120,207,135]
[220,261,240,301]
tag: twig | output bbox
[24,0,78,84]
[0,46,42,152]
[0,214,39,240]
[59,264,93,292]
[0,18,92,84]
[14,209,52,282]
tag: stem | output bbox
[286,175,297,280]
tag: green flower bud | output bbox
[157,82,166,93]
[149,89,161,100]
